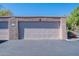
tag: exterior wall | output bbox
[8,17,18,40]
[0,16,67,40]
[60,18,67,39]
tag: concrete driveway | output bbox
[0,40,79,56]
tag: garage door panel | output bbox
[25,29,59,34]
[25,34,59,37]
[0,29,9,40]
[0,21,9,40]
[24,29,60,40]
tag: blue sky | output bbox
[0,3,79,16]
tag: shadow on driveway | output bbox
[0,40,7,44]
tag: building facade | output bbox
[0,16,67,40]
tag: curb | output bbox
[66,39,79,41]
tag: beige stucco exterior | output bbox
[0,16,67,40]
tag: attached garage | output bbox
[18,21,61,40]
[0,16,67,40]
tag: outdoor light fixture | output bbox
[11,23,15,27]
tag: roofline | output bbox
[0,16,67,18]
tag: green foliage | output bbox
[0,9,12,16]
[67,7,79,31]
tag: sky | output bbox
[0,3,79,16]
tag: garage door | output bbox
[0,21,9,40]
[18,21,60,40]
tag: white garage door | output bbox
[0,22,9,40]
[24,29,60,40]
[18,21,60,40]
[0,29,9,40]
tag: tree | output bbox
[0,9,12,16]
[67,7,79,31]
[0,5,12,16]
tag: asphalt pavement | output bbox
[0,40,78,56]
